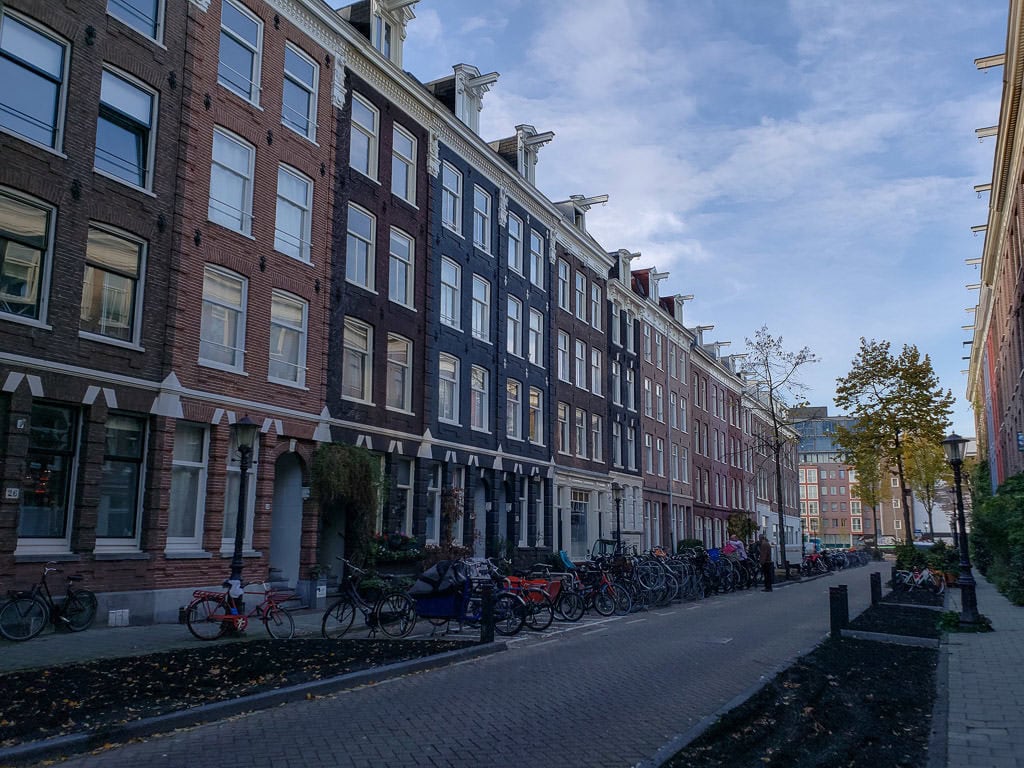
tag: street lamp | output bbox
[228,416,259,590]
[942,432,980,624]
[611,481,623,552]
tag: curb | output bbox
[926,633,950,768]
[0,641,506,767]
[839,628,940,648]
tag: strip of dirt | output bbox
[848,603,942,638]
[0,638,471,748]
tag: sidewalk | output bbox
[938,571,1024,768]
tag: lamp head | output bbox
[942,433,968,464]
[611,481,623,502]
[232,415,260,452]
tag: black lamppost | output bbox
[947,486,959,544]
[611,481,623,552]
[942,433,980,624]
[228,416,259,588]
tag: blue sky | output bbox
[399,0,1006,435]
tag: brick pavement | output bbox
[10,566,887,768]
[939,572,1024,768]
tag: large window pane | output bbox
[0,190,50,320]
[95,70,154,188]
[0,13,66,147]
[97,415,145,538]
[81,226,142,341]
[18,404,76,538]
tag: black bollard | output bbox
[829,585,849,638]
[870,572,881,606]
[479,585,495,644]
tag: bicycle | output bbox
[892,566,945,595]
[0,562,98,642]
[321,558,417,639]
[186,578,298,640]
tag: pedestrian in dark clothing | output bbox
[759,534,774,592]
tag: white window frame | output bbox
[0,10,70,152]
[438,353,460,424]
[529,230,544,289]
[95,66,157,191]
[574,339,587,389]
[218,0,262,104]
[506,378,522,441]
[79,223,145,346]
[350,92,379,179]
[274,164,312,262]
[342,317,373,403]
[441,161,462,234]
[506,296,523,356]
[507,213,523,274]
[199,265,247,372]
[557,402,570,454]
[591,414,603,462]
[590,348,602,396]
[557,331,570,381]
[345,203,375,291]
[557,259,569,309]
[388,227,414,308]
[473,185,491,253]
[440,256,461,330]
[166,421,209,551]
[611,301,620,346]
[209,127,255,235]
[0,187,55,325]
[282,41,317,141]
[386,333,413,413]
[528,308,543,367]
[108,0,165,41]
[471,365,489,432]
[590,283,602,330]
[611,361,621,405]
[268,289,307,387]
[391,123,416,203]
[575,408,587,458]
[612,421,622,467]
[625,368,636,411]
[574,272,586,320]
[528,387,543,445]
[471,275,490,342]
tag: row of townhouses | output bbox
[0,0,798,623]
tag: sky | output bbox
[398,0,1007,436]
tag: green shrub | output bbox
[970,473,1024,606]
[894,543,927,570]
[678,538,704,551]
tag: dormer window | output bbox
[454,64,498,134]
[336,0,417,67]
[373,13,392,59]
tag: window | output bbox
[473,186,491,252]
[507,214,523,274]
[209,128,254,234]
[79,225,142,343]
[274,165,312,261]
[625,311,635,352]
[655,331,663,369]
[282,42,317,140]
[387,227,414,307]
[95,68,156,189]
[557,259,569,309]
[18,404,77,541]
[644,378,653,417]
[529,230,544,288]
[574,340,587,388]
[670,392,678,428]
[655,384,664,422]
[643,326,652,361]
[611,361,621,405]
[438,353,459,423]
[470,365,489,431]
[612,422,622,466]
[269,290,307,386]
[440,257,461,329]
[96,414,146,541]
[506,296,522,356]
[372,11,392,59]
[471,275,490,341]
[386,334,412,412]
[574,272,586,320]
[671,444,679,481]
[626,426,637,470]
[218,0,262,103]
[391,124,416,202]
[557,402,570,454]
[349,93,378,178]
[591,415,603,462]
[575,408,587,457]
[167,422,208,549]
[557,331,570,381]
[645,434,653,472]
[506,379,522,440]
[656,437,664,476]
[528,388,543,444]
[345,204,375,290]
[591,348,602,396]
[0,11,68,149]
[680,397,688,430]
[199,266,246,370]
[625,368,636,410]
[668,344,677,378]
[441,162,462,234]
[611,301,620,346]
[222,423,258,552]
[528,309,543,366]
[342,317,372,402]
[590,284,602,330]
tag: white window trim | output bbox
[391,123,416,203]
[441,161,462,235]
[529,230,545,289]
[95,414,149,552]
[506,295,523,357]
[507,213,524,275]
[274,164,313,263]
[209,127,255,236]
[199,264,248,373]
[440,256,462,330]
[473,185,491,253]
[350,92,379,180]
[282,41,318,142]
[386,333,414,413]
[342,317,374,404]
[470,364,490,433]
[166,422,210,552]
[80,222,147,347]
[0,186,56,326]
[268,289,308,388]
[218,0,263,105]
[345,202,376,292]
[506,378,523,441]
[95,65,159,193]
[438,353,461,424]
[388,226,415,308]
[471,274,491,342]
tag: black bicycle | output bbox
[0,562,99,641]
[321,558,417,639]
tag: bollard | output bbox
[829,585,849,638]
[890,565,897,591]
[479,585,495,644]
[870,572,881,606]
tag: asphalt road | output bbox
[49,564,887,768]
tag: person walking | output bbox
[759,534,774,592]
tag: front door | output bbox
[270,453,303,586]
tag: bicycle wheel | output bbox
[186,597,228,640]
[609,583,632,615]
[522,589,554,631]
[64,589,98,632]
[555,591,584,622]
[592,588,615,616]
[0,596,48,641]
[322,597,357,639]
[263,605,295,639]
[376,592,417,638]
[493,593,526,636]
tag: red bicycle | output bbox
[186,580,298,640]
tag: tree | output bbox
[903,435,951,540]
[742,326,818,575]
[834,338,954,542]
[847,439,890,556]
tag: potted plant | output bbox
[308,563,331,609]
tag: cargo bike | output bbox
[409,559,531,636]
